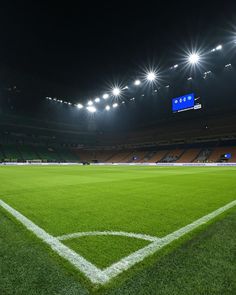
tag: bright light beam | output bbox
[112,87,121,96]
[146,71,156,81]
[134,79,141,86]
[103,93,109,99]
[76,103,83,109]
[86,106,96,113]
[188,53,200,64]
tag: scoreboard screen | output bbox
[172,93,195,112]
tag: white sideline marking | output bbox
[0,199,236,285]
[0,200,108,284]
[57,231,159,242]
[103,199,236,280]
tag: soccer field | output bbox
[1,165,236,294]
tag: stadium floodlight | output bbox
[94,97,100,103]
[87,100,93,106]
[86,106,96,113]
[103,93,109,99]
[134,79,141,85]
[173,64,178,68]
[76,103,83,109]
[188,53,200,64]
[211,44,222,52]
[112,103,118,108]
[105,105,110,111]
[146,71,156,81]
[112,87,121,96]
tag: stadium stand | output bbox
[2,144,22,162]
[107,151,132,163]
[142,151,157,162]
[147,150,169,162]
[132,151,149,163]
[18,144,39,161]
[0,145,5,161]
[194,148,212,162]
[56,148,80,162]
[207,147,236,163]
[176,148,202,163]
[1,109,236,163]
[161,149,185,163]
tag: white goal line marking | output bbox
[0,199,236,285]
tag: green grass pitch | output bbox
[0,165,236,294]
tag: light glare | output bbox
[87,106,96,113]
[76,103,83,109]
[216,44,222,50]
[112,87,121,96]
[146,71,156,81]
[103,93,109,99]
[134,79,141,85]
[188,53,200,64]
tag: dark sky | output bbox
[0,1,236,101]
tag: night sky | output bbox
[1,1,236,102]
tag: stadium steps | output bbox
[18,145,39,161]
[119,152,134,163]
[144,151,157,162]
[193,148,213,162]
[192,149,204,162]
[177,149,186,161]
[103,151,118,162]
[93,150,115,163]
[135,151,149,163]
[0,145,6,160]
[2,144,23,162]
[107,151,131,163]
[56,149,79,162]
[159,150,174,162]
[207,147,236,162]
[36,146,61,162]
[176,148,202,163]
[148,150,169,162]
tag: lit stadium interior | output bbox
[0,2,236,295]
